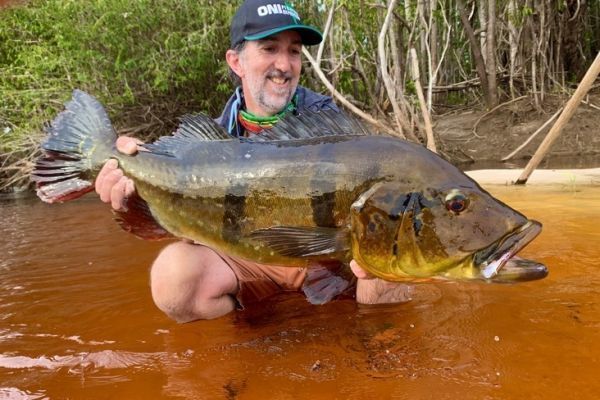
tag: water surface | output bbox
[1,186,599,399]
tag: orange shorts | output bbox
[215,251,308,307]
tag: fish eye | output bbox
[445,190,470,214]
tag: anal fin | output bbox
[113,194,172,240]
[303,261,356,305]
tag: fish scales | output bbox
[32,90,548,291]
[127,137,396,265]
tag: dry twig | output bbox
[302,48,399,137]
[471,95,527,137]
[501,106,563,161]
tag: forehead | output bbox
[253,30,302,46]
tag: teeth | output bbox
[481,252,511,279]
[271,77,286,84]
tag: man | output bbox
[96,0,409,322]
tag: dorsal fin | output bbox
[175,114,231,140]
[257,109,374,140]
[142,113,231,157]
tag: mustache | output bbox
[266,69,293,80]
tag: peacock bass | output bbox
[32,90,547,303]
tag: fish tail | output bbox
[31,90,117,203]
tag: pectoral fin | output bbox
[249,226,350,257]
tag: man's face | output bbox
[235,30,302,116]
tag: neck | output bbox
[237,91,297,134]
[243,100,272,117]
[240,85,293,117]
[240,98,296,123]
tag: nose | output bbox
[273,51,293,73]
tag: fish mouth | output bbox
[474,220,547,282]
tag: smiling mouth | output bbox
[474,220,547,282]
[269,76,289,85]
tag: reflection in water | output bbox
[1,187,599,399]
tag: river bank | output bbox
[466,167,600,186]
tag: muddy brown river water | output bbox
[1,185,599,399]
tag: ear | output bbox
[226,49,244,79]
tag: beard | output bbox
[245,69,297,115]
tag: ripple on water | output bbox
[0,350,186,373]
[1,183,599,399]
[0,387,48,400]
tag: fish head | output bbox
[350,181,547,283]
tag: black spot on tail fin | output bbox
[31,90,116,203]
[255,109,374,141]
[113,194,172,240]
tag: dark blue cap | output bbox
[230,0,323,48]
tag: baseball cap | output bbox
[230,0,323,48]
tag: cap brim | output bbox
[244,24,323,46]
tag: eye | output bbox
[445,190,470,214]
[261,45,277,54]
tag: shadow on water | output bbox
[1,186,599,399]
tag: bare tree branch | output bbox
[410,48,437,152]
[316,0,337,67]
[502,106,563,161]
[303,47,400,137]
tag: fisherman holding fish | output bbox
[93,0,410,322]
[34,0,546,322]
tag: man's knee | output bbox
[150,242,238,322]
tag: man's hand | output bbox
[95,136,142,211]
[350,260,412,304]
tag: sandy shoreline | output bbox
[466,168,600,186]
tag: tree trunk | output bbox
[456,0,492,107]
[562,0,588,79]
[478,0,487,63]
[485,0,498,106]
[507,0,520,98]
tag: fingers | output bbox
[95,160,134,211]
[95,159,119,198]
[355,278,412,304]
[110,176,134,211]
[98,167,123,203]
[350,259,374,280]
[94,136,142,211]
[116,136,144,155]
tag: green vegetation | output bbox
[1,0,238,189]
